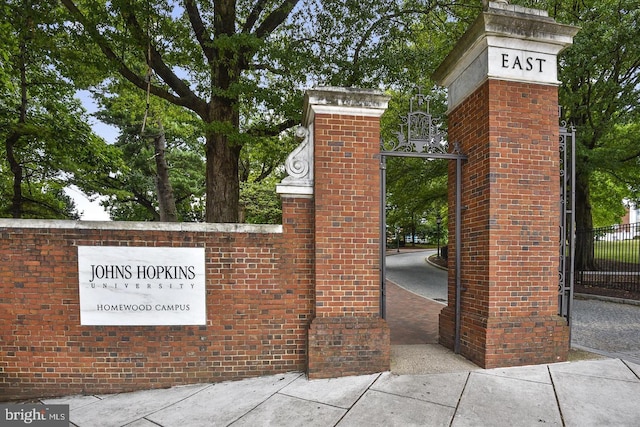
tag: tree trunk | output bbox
[5,133,23,218]
[152,122,178,222]
[205,133,241,223]
[6,36,29,218]
[204,98,241,223]
[574,170,595,270]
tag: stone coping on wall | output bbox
[0,218,283,234]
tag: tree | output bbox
[238,127,299,224]
[374,2,481,247]
[384,0,640,271]
[0,0,120,219]
[91,78,207,221]
[545,0,640,269]
[59,0,470,223]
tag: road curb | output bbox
[425,255,448,271]
[574,293,640,306]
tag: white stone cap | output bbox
[483,1,550,17]
[433,4,580,112]
[303,87,390,127]
[277,87,390,198]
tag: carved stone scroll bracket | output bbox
[276,125,314,198]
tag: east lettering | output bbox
[501,53,546,72]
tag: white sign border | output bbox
[78,246,206,326]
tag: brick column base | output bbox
[307,317,390,379]
[438,306,456,351]
[440,307,569,368]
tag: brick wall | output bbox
[0,218,313,401]
[0,87,391,400]
[440,80,569,368]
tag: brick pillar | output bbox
[433,3,579,368]
[297,87,391,379]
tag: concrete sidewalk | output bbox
[42,356,640,427]
[35,253,640,426]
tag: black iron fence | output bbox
[576,223,640,293]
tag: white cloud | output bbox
[65,185,110,221]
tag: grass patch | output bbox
[593,239,640,264]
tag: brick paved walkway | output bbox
[386,280,445,345]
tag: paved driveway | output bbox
[385,250,640,364]
[385,249,447,302]
[572,298,640,364]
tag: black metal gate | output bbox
[379,90,466,353]
[559,118,576,331]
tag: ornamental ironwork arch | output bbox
[380,89,464,158]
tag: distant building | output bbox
[622,202,639,225]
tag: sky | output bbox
[65,90,118,221]
[65,184,111,221]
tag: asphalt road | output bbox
[385,249,448,302]
[385,250,640,364]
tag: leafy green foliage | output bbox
[381,85,450,241]
[91,78,206,221]
[3,0,636,234]
[0,0,121,219]
[513,0,640,268]
[541,0,640,226]
[589,122,640,227]
[58,0,475,222]
[240,178,283,224]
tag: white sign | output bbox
[78,246,206,325]
[487,47,558,84]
